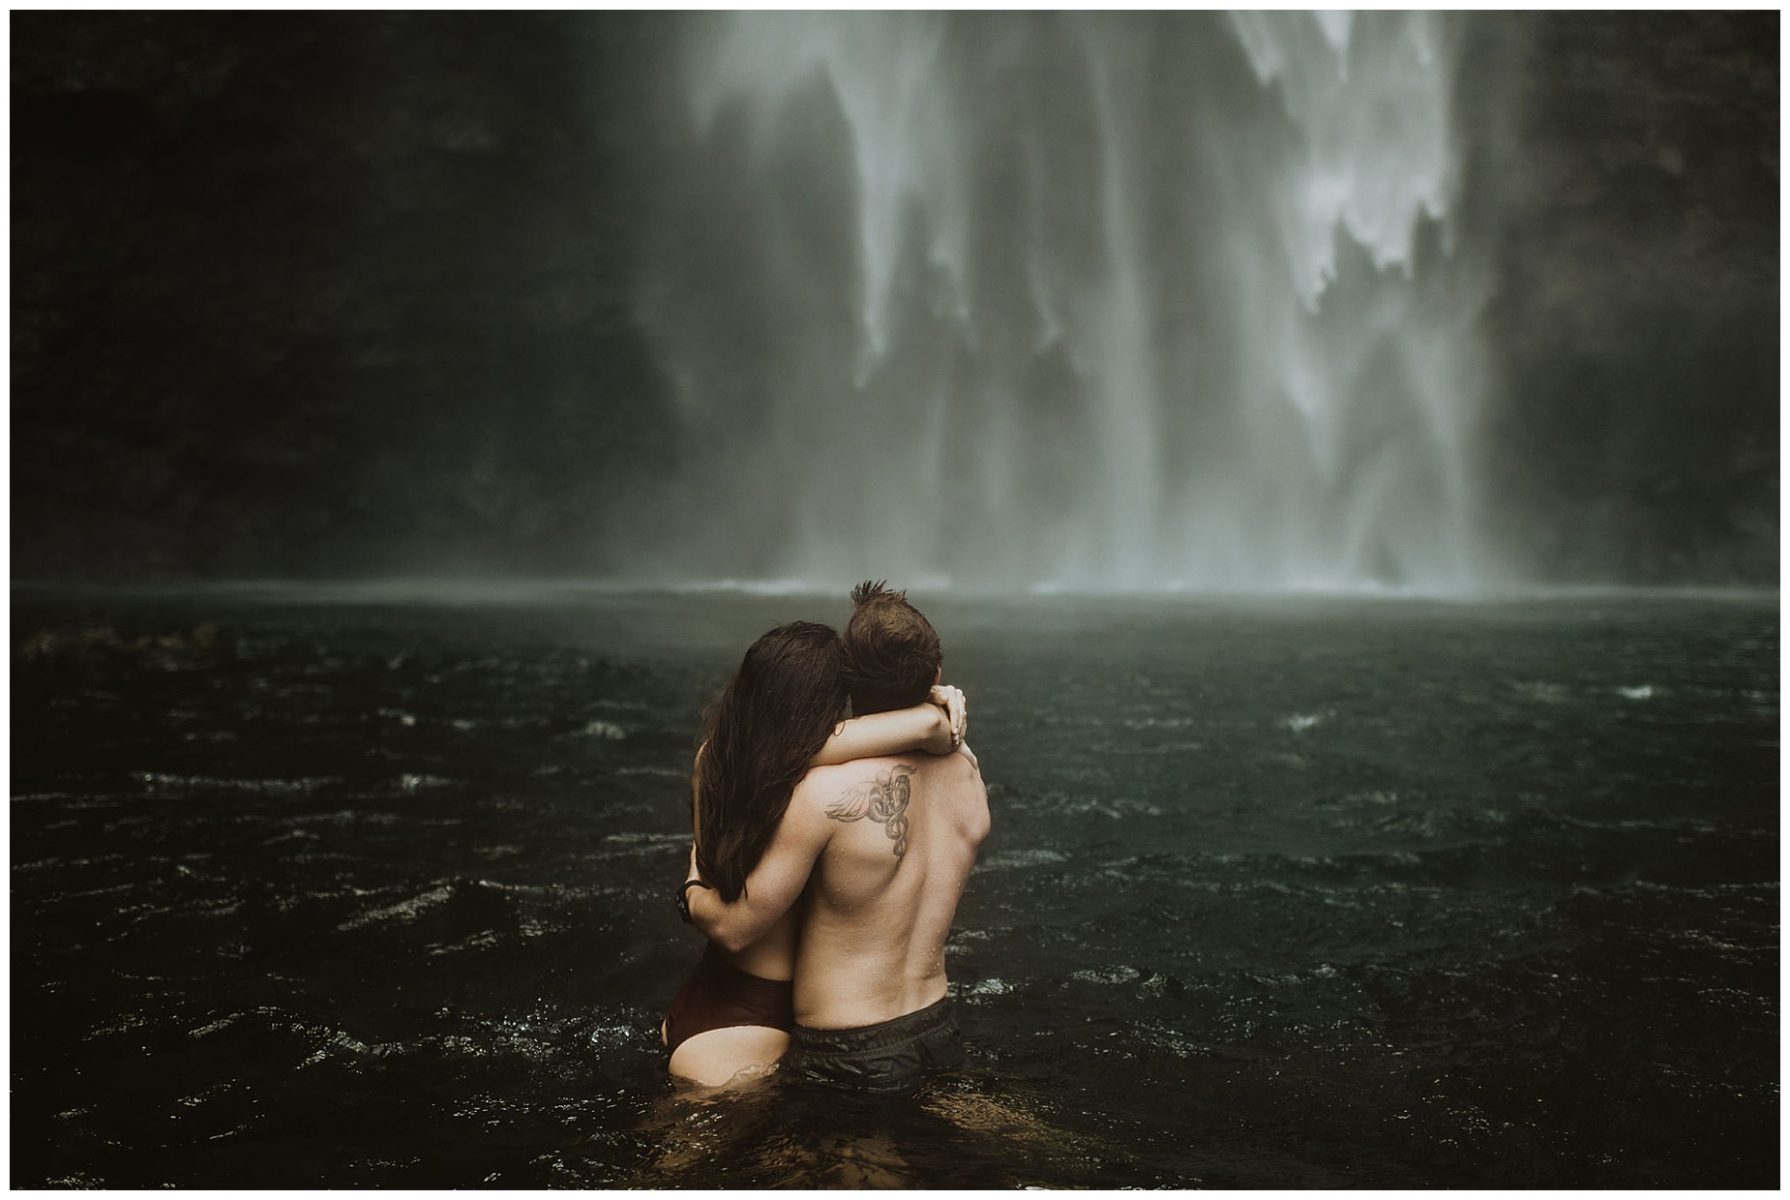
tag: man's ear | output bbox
[933,666,942,685]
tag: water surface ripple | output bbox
[11,589,1778,1187]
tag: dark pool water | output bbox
[10,584,1780,1187]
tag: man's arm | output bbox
[686,783,833,953]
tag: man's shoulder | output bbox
[796,752,978,808]
[797,756,928,817]
[795,756,902,802]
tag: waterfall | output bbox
[631,11,1492,591]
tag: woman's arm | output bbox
[685,799,833,953]
[810,685,966,765]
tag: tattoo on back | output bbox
[825,764,914,858]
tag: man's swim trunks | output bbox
[782,995,964,1096]
[663,941,794,1056]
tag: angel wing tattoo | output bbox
[825,764,914,858]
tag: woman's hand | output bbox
[929,684,967,749]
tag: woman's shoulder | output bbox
[688,741,709,817]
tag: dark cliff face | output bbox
[12,13,679,581]
[1462,11,1779,585]
[9,12,1779,586]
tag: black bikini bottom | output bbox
[663,941,794,1056]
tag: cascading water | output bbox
[632,11,1493,591]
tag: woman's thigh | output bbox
[668,1025,790,1089]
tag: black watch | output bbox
[677,877,712,925]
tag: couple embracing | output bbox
[661,581,989,1096]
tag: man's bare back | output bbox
[791,748,989,1029]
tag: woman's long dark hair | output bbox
[695,621,846,902]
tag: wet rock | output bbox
[17,621,232,672]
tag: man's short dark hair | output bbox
[842,579,942,715]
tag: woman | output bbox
[661,621,964,1088]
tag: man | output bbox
[684,580,989,1096]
